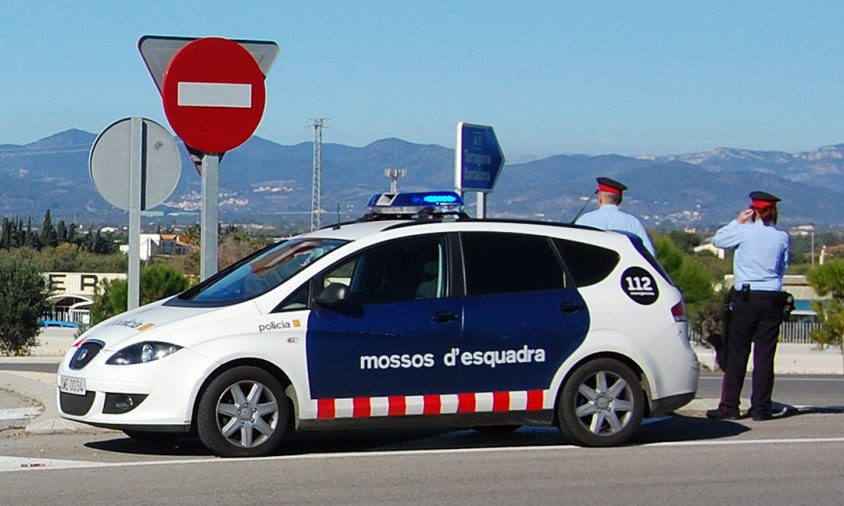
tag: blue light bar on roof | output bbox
[366,191,464,214]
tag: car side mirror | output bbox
[315,282,352,307]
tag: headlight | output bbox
[106,342,183,365]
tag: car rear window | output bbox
[553,238,620,287]
[460,232,566,295]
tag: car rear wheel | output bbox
[197,366,288,457]
[558,358,644,447]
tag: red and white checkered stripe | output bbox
[314,389,549,420]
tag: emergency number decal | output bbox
[620,267,658,305]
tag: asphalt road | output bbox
[0,417,843,505]
[697,373,844,408]
[0,365,843,504]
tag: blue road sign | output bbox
[455,122,505,193]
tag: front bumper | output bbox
[56,346,213,430]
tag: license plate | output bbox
[59,376,86,396]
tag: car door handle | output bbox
[560,301,586,313]
[431,311,460,323]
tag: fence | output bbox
[690,321,822,345]
[779,321,822,344]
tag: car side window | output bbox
[460,232,566,296]
[275,284,310,312]
[552,238,620,287]
[318,235,447,305]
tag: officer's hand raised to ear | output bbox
[737,208,755,224]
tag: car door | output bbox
[457,232,590,396]
[305,234,462,401]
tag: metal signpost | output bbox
[139,35,279,280]
[454,122,505,218]
[89,117,181,309]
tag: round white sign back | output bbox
[89,117,182,211]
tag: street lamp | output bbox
[385,168,408,193]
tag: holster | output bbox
[779,291,795,320]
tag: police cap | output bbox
[749,191,781,209]
[596,177,627,195]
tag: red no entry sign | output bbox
[162,37,267,154]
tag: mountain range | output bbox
[1,129,842,230]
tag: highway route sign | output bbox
[455,122,505,193]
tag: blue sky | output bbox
[2,1,844,160]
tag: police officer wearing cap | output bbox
[575,177,656,255]
[707,191,790,421]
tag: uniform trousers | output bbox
[718,291,783,416]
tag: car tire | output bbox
[123,430,181,447]
[197,366,289,458]
[558,358,644,447]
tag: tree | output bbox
[90,277,128,325]
[0,251,51,355]
[2,217,21,248]
[0,217,10,248]
[41,209,58,248]
[654,235,684,274]
[91,263,192,325]
[24,216,36,249]
[654,234,720,341]
[56,220,68,243]
[806,259,844,348]
[665,230,701,253]
[141,262,193,302]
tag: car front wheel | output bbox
[558,358,644,447]
[197,366,289,457]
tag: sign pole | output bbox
[89,116,181,311]
[476,193,486,219]
[127,117,143,310]
[200,153,220,281]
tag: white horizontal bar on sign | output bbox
[177,82,252,108]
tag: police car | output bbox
[57,191,699,457]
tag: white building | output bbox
[118,233,193,261]
[43,272,127,325]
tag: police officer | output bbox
[706,191,790,421]
[575,177,656,255]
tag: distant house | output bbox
[692,242,725,259]
[119,234,195,261]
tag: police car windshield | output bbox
[178,238,347,304]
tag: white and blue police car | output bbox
[57,191,699,457]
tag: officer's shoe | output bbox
[749,410,773,421]
[705,408,741,420]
